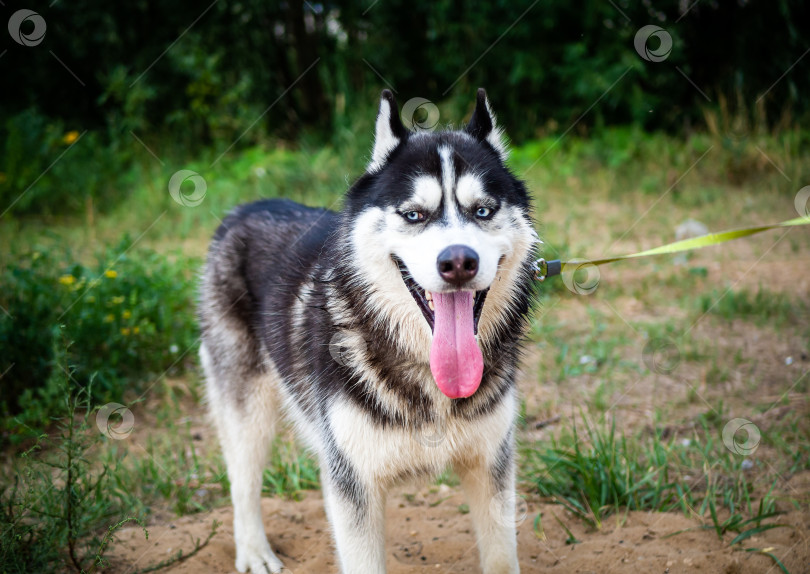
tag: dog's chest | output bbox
[326,394,515,484]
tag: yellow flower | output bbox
[59,274,76,286]
[122,310,132,320]
[62,131,79,145]
[104,314,115,323]
[105,270,118,279]
[111,296,125,305]
[132,326,140,335]
[120,327,131,336]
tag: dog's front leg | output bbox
[455,441,520,574]
[321,460,387,573]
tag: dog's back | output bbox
[199,198,336,401]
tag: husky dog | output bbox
[199,88,537,573]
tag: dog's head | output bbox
[343,89,537,399]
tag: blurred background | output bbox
[1,2,809,572]
[1,0,809,216]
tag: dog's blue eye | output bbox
[404,211,424,222]
[475,206,493,219]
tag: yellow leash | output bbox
[534,216,810,281]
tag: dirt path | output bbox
[109,483,809,573]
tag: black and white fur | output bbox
[199,89,537,573]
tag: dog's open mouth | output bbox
[393,257,488,334]
[393,257,487,399]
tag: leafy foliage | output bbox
[0,369,222,573]
[2,0,809,215]
[3,0,808,136]
[0,242,198,440]
[0,373,140,573]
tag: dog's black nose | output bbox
[437,245,479,286]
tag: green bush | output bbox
[0,109,137,218]
[0,242,199,440]
[1,372,219,573]
[0,376,139,573]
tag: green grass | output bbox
[522,414,793,557]
[98,383,320,517]
[106,423,318,518]
[3,125,808,258]
[1,373,318,572]
[538,309,637,384]
[698,287,805,327]
[262,439,321,498]
[0,368,207,574]
[2,126,809,571]
[105,426,228,518]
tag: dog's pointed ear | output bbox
[465,88,508,162]
[368,89,408,173]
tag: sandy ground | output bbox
[109,485,809,573]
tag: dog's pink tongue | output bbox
[429,291,483,399]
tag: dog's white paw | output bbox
[235,538,284,573]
